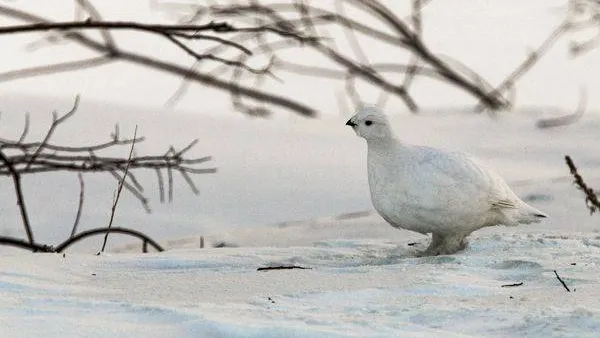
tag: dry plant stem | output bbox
[341,0,505,110]
[257,265,311,271]
[0,227,165,253]
[0,152,34,246]
[565,155,600,215]
[553,270,571,292]
[75,0,116,49]
[473,20,571,113]
[99,126,138,254]
[70,173,85,238]
[0,57,113,83]
[537,88,587,128]
[57,227,164,253]
[25,95,80,170]
[0,237,53,252]
[210,2,505,111]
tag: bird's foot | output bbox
[415,235,469,257]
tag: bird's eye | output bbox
[365,120,373,126]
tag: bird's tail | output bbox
[516,203,548,224]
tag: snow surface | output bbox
[2,231,600,337]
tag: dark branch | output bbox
[565,155,600,215]
[56,226,164,252]
[257,265,311,271]
[99,127,138,254]
[553,270,571,292]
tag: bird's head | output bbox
[345,106,393,141]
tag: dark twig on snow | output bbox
[257,265,312,271]
[501,282,524,288]
[553,270,571,292]
[56,227,164,253]
[0,227,165,253]
[0,237,55,252]
[565,155,600,215]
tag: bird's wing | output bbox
[491,199,518,209]
[410,146,513,210]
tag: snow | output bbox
[1,1,600,337]
[2,231,600,337]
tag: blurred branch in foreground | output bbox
[0,1,591,117]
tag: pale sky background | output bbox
[1,0,599,115]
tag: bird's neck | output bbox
[366,136,402,156]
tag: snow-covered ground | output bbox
[2,230,600,337]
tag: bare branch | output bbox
[0,6,316,117]
[25,95,80,170]
[57,227,164,253]
[474,20,571,113]
[17,113,30,144]
[0,57,113,84]
[69,173,85,238]
[537,88,587,128]
[0,151,34,247]
[99,126,138,254]
[76,0,117,50]
[565,155,600,215]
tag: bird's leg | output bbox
[438,234,469,255]
[416,233,469,256]
[416,233,444,257]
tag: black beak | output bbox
[346,119,357,127]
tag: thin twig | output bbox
[98,126,138,254]
[155,168,165,203]
[70,173,85,238]
[553,270,571,292]
[24,95,80,170]
[565,155,600,215]
[474,20,571,113]
[0,151,34,246]
[0,237,54,252]
[537,87,587,128]
[0,57,113,85]
[76,0,117,51]
[257,265,311,271]
[17,113,30,143]
[57,227,164,252]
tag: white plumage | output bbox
[346,106,547,255]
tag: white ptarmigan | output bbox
[346,106,547,256]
